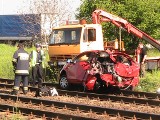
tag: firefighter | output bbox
[138,42,147,77]
[30,43,45,89]
[11,42,30,95]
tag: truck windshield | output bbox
[49,27,82,44]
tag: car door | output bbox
[66,52,93,83]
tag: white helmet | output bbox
[35,43,41,48]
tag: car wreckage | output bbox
[59,50,140,91]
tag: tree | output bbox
[19,0,75,43]
[77,0,160,50]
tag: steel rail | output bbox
[0,78,58,87]
[58,90,160,106]
[0,104,95,120]
[0,93,160,120]
[0,78,160,99]
[0,78,160,100]
[0,78,159,99]
[0,83,160,107]
[0,78,160,103]
[119,89,160,99]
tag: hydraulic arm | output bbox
[92,9,160,50]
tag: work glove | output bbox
[38,60,42,63]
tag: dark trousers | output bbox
[140,63,146,77]
[13,75,28,91]
[32,64,43,88]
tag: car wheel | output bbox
[93,81,101,91]
[128,86,135,91]
[59,75,69,89]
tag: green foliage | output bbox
[0,44,57,82]
[0,44,17,79]
[0,44,33,79]
[1,113,27,120]
[77,0,160,50]
[136,70,160,92]
[77,0,96,22]
[45,65,60,83]
[147,49,160,57]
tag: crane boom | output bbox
[92,9,160,50]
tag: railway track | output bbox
[0,78,160,120]
[0,78,160,101]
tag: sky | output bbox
[0,0,81,19]
[0,0,25,15]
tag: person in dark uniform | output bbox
[138,42,147,77]
[30,43,45,89]
[11,42,30,95]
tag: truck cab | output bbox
[48,23,104,64]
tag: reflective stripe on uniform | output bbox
[41,50,46,68]
[18,53,29,60]
[31,50,46,68]
[23,87,28,90]
[13,86,19,90]
[15,70,29,74]
[31,50,37,67]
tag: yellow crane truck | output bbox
[48,21,123,66]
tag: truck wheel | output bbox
[59,75,69,89]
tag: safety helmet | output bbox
[99,51,109,58]
[35,43,41,48]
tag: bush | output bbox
[147,48,160,57]
[0,44,17,79]
[136,70,160,92]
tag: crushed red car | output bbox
[59,50,140,91]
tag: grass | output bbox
[147,48,160,57]
[136,70,160,92]
[1,114,28,120]
[0,44,33,79]
[0,44,54,82]
[0,44,18,79]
